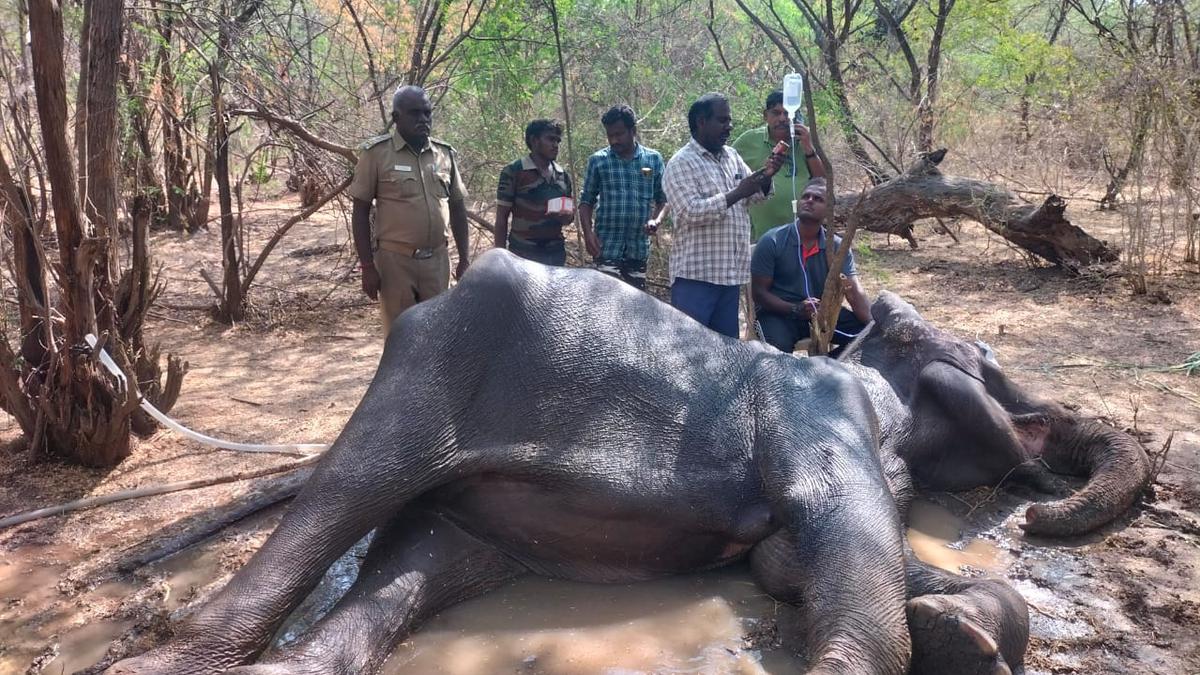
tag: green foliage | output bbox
[53,0,1199,256]
[249,152,272,185]
[438,0,787,196]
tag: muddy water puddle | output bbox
[385,571,800,674]
[906,500,1003,572]
[383,499,1002,674]
[0,542,219,674]
[2,499,999,673]
[0,547,126,674]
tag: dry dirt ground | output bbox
[0,183,1197,674]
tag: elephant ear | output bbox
[1020,418,1151,536]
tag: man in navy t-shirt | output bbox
[750,177,871,354]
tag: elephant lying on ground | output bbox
[108,249,1150,675]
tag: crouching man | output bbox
[751,177,870,355]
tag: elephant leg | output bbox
[228,508,526,675]
[904,553,1028,675]
[107,416,474,674]
[749,361,912,674]
[750,524,909,675]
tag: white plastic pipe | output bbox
[85,334,328,457]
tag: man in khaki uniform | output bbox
[350,85,471,333]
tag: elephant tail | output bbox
[1019,417,1150,536]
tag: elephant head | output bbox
[848,291,1150,537]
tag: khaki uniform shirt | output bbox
[349,132,467,249]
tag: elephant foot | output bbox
[226,664,326,675]
[225,644,357,675]
[906,592,1019,675]
[105,647,227,675]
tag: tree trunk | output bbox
[341,0,388,127]
[191,117,216,232]
[76,0,125,318]
[120,25,167,231]
[287,152,321,207]
[803,67,841,356]
[155,7,189,232]
[547,0,586,256]
[823,46,891,185]
[213,72,243,322]
[0,150,47,438]
[117,152,189,435]
[210,0,265,323]
[29,0,138,466]
[836,149,1120,272]
[917,0,955,153]
[1018,1,1069,147]
[407,0,447,87]
[0,150,49,366]
[1099,95,1153,210]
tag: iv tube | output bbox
[782,73,804,221]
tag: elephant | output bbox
[107,249,1150,675]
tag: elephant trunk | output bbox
[1019,418,1150,536]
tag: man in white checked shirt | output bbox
[664,93,784,338]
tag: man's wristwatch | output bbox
[804,151,817,159]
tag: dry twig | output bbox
[0,455,320,530]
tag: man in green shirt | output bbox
[731,89,826,242]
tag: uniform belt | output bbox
[377,239,447,259]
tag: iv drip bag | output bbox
[782,73,804,116]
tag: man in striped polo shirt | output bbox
[494,119,576,266]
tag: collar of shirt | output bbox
[521,154,566,177]
[391,132,432,155]
[758,127,792,147]
[604,143,645,162]
[787,222,828,259]
[688,137,728,162]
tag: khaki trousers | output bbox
[375,247,450,334]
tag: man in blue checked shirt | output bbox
[579,105,668,290]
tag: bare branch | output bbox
[241,175,353,293]
[227,107,357,163]
[341,0,388,128]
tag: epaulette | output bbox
[359,134,391,151]
[429,137,456,152]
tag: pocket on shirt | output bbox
[379,172,420,199]
[637,179,654,203]
[436,171,452,198]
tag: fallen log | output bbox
[112,467,313,572]
[838,149,1119,272]
[0,455,319,530]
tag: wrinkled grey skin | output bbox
[843,292,1150,538]
[108,250,1148,675]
